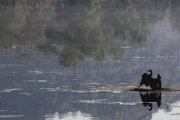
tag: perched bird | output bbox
[138,70,152,88]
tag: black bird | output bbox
[149,74,162,90]
[138,70,152,88]
[147,69,152,77]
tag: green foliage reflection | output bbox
[0,0,177,68]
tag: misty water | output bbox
[1,0,180,120]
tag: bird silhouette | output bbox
[139,92,161,111]
[138,70,152,88]
[149,74,161,89]
[147,69,152,77]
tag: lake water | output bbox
[0,0,180,120]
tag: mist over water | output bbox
[0,0,180,119]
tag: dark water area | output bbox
[1,0,180,120]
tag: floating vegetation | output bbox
[71,90,87,93]
[132,56,150,59]
[87,86,96,88]
[171,113,180,115]
[29,71,42,74]
[120,46,131,49]
[62,86,69,88]
[107,85,114,87]
[37,80,47,83]
[0,109,8,112]
[87,83,100,85]
[19,92,31,95]
[0,115,24,118]
[1,90,11,92]
[167,60,175,62]
[111,91,122,93]
[45,72,65,75]
[72,99,136,105]
[39,86,180,94]
[24,80,36,82]
[1,88,23,92]
[0,64,22,67]
[87,87,121,93]
[47,89,58,92]
[39,87,60,90]
[39,86,123,94]
[123,87,180,92]
[40,86,180,94]
[157,55,174,58]
[8,88,23,91]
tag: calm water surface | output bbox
[0,0,180,120]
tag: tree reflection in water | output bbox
[0,0,166,69]
[1,1,180,120]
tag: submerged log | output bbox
[123,87,180,92]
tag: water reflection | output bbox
[44,111,95,120]
[1,0,180,120]
[0,0,164,68]
[139,92,161,111]
[152,101,180,120]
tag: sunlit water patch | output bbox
[43,111,96,120]
[152,101,180,120]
